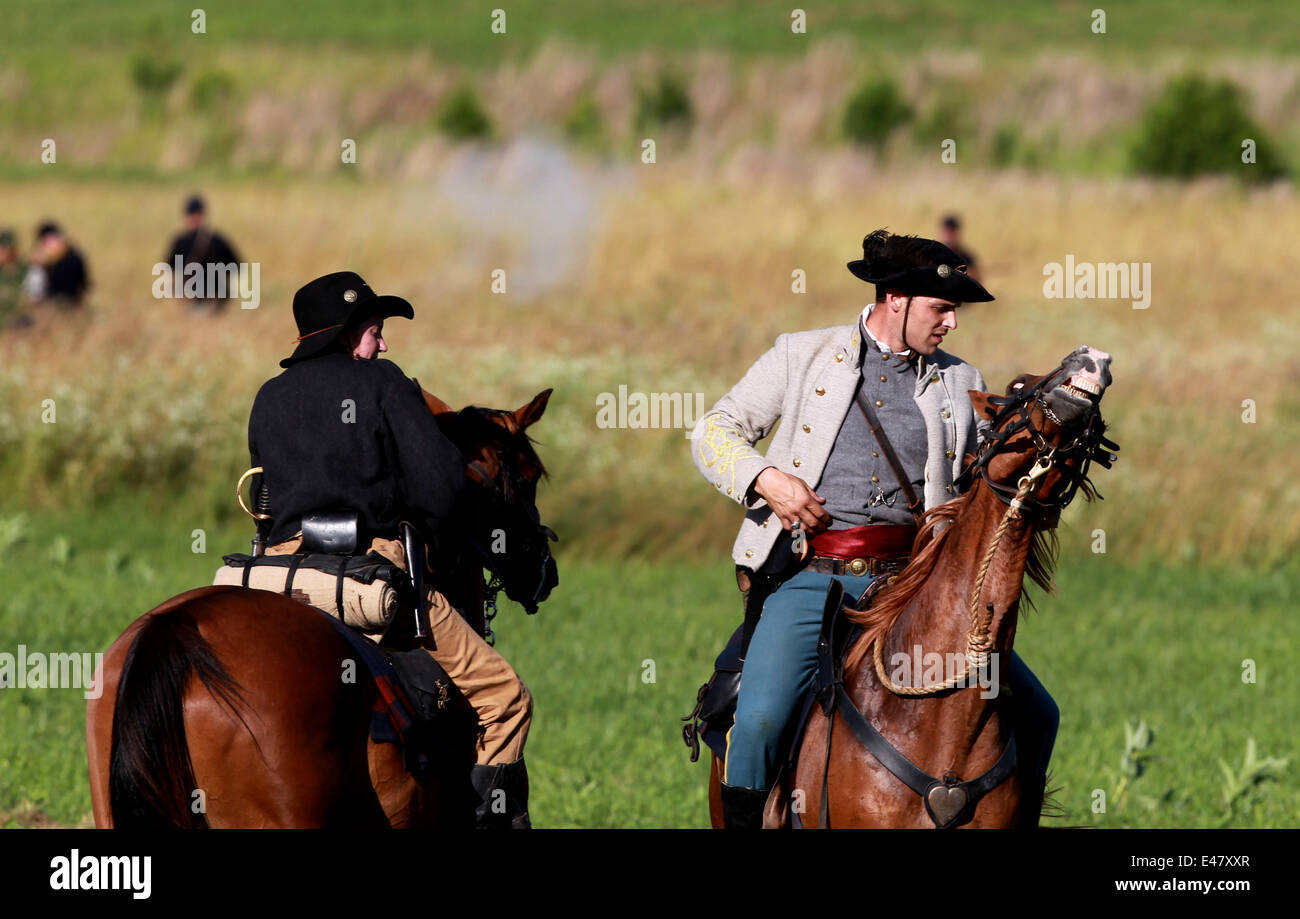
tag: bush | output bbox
[635,72,692,133]
[1130,74,1288,182]
[436,85,493,140]
[842,77,912,148]
[190,69,236,112]
[913,91,974,146]
[129,51,183,96]
[990,122,1019,167]
[563,92,606,148]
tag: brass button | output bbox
[930,374,939,383]
[946,485,954,494]
[848,558,868,577]
[880,375,887,382]
[726,487,732,495]
[815,386,826,396]
[834,352,844,363]
[761,519,768,527]
[792,458,802,467]
[871,475,879,483]
[942,410,950,419]
[745,549,754,558]
[946,450,955,458]
[872,450,879,458]
[875,400,883,408]
[801,424,811,433]
[882,354,889,361]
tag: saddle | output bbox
[225,510,474,775]
[681,576,888,766]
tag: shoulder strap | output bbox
[853,374,924,525]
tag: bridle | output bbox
[459,406,555,640]
[957,363,1119,524]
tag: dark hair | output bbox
[941,214,961,230]
[37,221,60,239]
[861,228,936,302]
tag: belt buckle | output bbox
[848,557,869,577]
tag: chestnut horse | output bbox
[707,346,1117,828]
[86,388,558,828]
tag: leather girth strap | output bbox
[852,375,924,525]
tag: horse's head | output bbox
[420,386,559,613]
[962,345,1119,521]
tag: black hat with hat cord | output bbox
[280,271,414,368]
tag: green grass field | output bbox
[1,503,1294,828]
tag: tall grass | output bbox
[1,161,1296,565]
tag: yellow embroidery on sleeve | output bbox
[698,413,763,496]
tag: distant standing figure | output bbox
[167,194,242,313]
[30,222,89,308]
[939,215,980,282]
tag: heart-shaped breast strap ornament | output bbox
[925,780,969,828]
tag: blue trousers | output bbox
[724,569,1059,790]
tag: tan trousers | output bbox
[266,534,531,765]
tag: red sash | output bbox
[810,524,916,559]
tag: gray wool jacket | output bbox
[690,320,989,568]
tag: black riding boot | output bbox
[720,783,769,830]
[470,759,531,829]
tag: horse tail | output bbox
[108,605,247,829]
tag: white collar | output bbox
[859,303,912,357]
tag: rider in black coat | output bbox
[247,271,534,828]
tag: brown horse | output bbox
[706,346,1116,828]
[86,388,557,828]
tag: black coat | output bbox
[248,351,466,547]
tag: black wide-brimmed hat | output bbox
[847,229,994,302]
[280,271,414,368]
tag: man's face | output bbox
[888,291,960,355]
[349,316,387,360]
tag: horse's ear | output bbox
[515,388,553,429]
[414,380,455,417]
[969,390,999,422]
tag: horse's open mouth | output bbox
[1060,376,1102,402]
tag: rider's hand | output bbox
[752,466,831,535]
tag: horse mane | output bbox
[842,484,1061,674]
